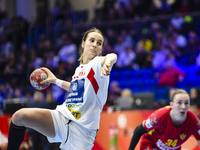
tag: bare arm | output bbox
[128,122,148,150]
[40,67,71,91]
[101,53,117,78]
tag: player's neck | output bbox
[170,110,186,128]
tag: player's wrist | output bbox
[55,79,64,87]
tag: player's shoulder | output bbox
[185,110,200,130]
[150,106,171,120]
[92,56,104,62]
[154,106,171,115]
[81,56,102,66]
[143,106,170,130]
[187,109,199,119]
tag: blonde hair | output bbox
[33,91,44,101]
[170,89,189,102]
[78,27,105,64]
[121,88,132,97]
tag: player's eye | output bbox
[90,39,94,42]
[185,101,189,105]
[97,42,102,46]
[177,101,182,105]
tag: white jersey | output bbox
[56,56,109,129]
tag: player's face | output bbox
[170,93,190,120]
[82,32,103,62]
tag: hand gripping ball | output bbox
[30,69,50,90]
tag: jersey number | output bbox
[165,139,178,147]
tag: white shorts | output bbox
[47,109,97,150]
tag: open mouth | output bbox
[180,112,185,115]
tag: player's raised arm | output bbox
[101,53,117,78]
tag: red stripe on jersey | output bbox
[87,68,99,94]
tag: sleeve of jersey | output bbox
[143,108,165,131]
[93,56,104,65]
[91,56,105,71]
[190,111,200,140]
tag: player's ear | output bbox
[170,101,173,107]
[82,41,85,48]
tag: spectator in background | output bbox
[116,88,134,110]
[26,91,50,109]
[101,39,115,56]
[148,2,160,16]
[0,35,13,58]
[172,31,187,52]
[58,34,77,66]
[170,13,185,31]
[106,28,117,48]
[3,51,16,80]
[121,88,134,104]
[152,44,175,70]
[120,29,133,47]
[116,0,130,10]
[121,88,133,98]
[196,53,200,75]
[113,35,127,55]
[69,29,82,47]
[13,88,25,101]
[116,2,129,20]
[136,34,153,53]
[168,40,183,64]
[179,0,191,14]
[50,0,62,18]
[104,8,118,21]
[152,31,166,51]
[116,45,136,69]
[26,91,51,150]
[157,61,185,87]
[107,81,122,106]
[168,88,176,100]
[158,0,172,14]
[0,84,6,106]
[190,87,200,108]
[184,31,200,65]
[45,51,59,71]
[56,33,67,49]
[37,33,48,55]
[36,39,53,65]
[134,45,152,68]
[190,101,200,119]
[149,22,161,41]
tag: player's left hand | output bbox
[101,60,111,78]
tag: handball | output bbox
[30,69,50,90]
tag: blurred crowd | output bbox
[0,0,200,114]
